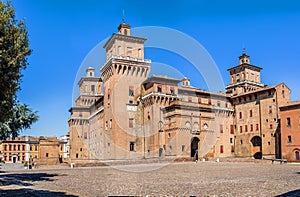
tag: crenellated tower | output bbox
[100,22,151,159]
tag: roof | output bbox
[143,75,181,85]
[280,101,300,111]
[230,83,289,98]
[179,86,229,99]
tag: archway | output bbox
[253,152,262,159]
[251,136,262,147]
[191,137,200,157]
[12,155,17,163]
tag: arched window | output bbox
[251,136,262,147]
[295,151,300,160]
[185,121,191,129]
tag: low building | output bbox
[35,136,60,165]
[0,142,3,161]
[1,137,26,163]
[1,135,69,165]
[59,134,70,162]
[280,101,300,162]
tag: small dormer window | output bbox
[124,29,128,35]
[90,72,92,76]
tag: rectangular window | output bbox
[245,125,248,132]
[208,99,212,105]
[198,98,202,104]
[238,98,241,103]
[268,90,272,96]
[217,101,220,107]
[231,145,235,153]
[256,124,259,131]
[254,94,258,100]
[230,125,234,134]
[170,87,174,94]
[157,85,162,93]
[46,153,49,157]
[130,142,135,151]
[239,112,242,119]
[288,135,292,143]
[230,138,233,143]
[270,124,273,129]
[188,96,192,102]
[129,118,134,128]
[84,132,87,139]
[220,145,224,153]
[107,89,110,99]
[269,106,272,114]
[250,110,253,117]
[220,124,223,133]
[249,95,252,101]
[240,126,243,133]
[250,124,253,131]
[287,117,291,127]
[91,85,95,92]
[182,145,185,152]
[129,86,134,96]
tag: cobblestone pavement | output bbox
[1,162,300,196]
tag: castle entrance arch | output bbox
[191,137,200,158]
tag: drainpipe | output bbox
[258,99,263,158]
[141,84,145,159]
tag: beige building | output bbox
[68,23,291,162]
[1,136,69,165]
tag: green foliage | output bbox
[0,103,38,140]
[0,1,32,124]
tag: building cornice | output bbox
[103,33,147,50]
[100,55,151,74]
[227,63,262,71]
[226,80,265,89]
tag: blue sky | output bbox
[11,0,300,137]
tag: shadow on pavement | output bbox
[276,189,300,197]
[0,172,62,186]
[0,188,78,197]
[0,172,75,196]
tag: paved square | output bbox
[1,162,300,196]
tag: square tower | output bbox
[226,51,265,96]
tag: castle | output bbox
[68,23,291,162]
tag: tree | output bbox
[0,1,31,124]
[0,103,38,140]
[0,1,38,139]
